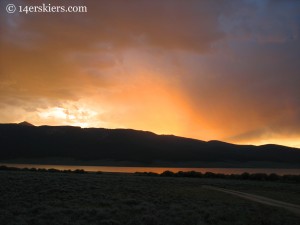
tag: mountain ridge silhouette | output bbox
[0,123,299,166]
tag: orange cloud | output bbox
[1,0,300,147]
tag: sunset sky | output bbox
[1,0,300,147]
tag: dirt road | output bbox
[203,185,300,215]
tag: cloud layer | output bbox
[1,0,300,147]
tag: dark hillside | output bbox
[0,123,299,165]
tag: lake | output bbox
[1,163,299,175]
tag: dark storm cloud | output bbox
[181,0,300,141]
[1,0,228,51]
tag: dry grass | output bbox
[0,171,299,225]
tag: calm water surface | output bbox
[1,164,299,175]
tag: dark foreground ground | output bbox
[0,171,299,225]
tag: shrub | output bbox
[73,169,86,174]
[160,171,175,177]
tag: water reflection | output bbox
[1,164,299,175]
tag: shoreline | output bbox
[1,159,299,169]
[1,165,299,182]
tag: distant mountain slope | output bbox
[0,123,299,166]
[18,121,35,126]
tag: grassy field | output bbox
[196,178,300,205]
[0,171,299,225]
